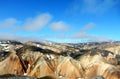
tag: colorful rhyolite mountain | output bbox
[0,41,120,79]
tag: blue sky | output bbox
[0,0,120,43]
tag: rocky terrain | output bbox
[0,40,120,79]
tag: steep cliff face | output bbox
[57,56,84,79]
[0,51,24,75]
[84,62,120,79]
[76,52,120,79]
[27,57,57,78]
[26,56,84,79]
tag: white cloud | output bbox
[0,33,49,43]
[71,22,95,39]
[50,21,70,32]
[70,22,111,42]
[70,0,119,15]
[0,18,18,29]
[71,32,92,39]
[81,22,95,31]
[71,32,111,42]
[24,13,52,31]
[83,0,119,14]
[0,33,17,40]
[0,13,52,31]
[0,13,71,42]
